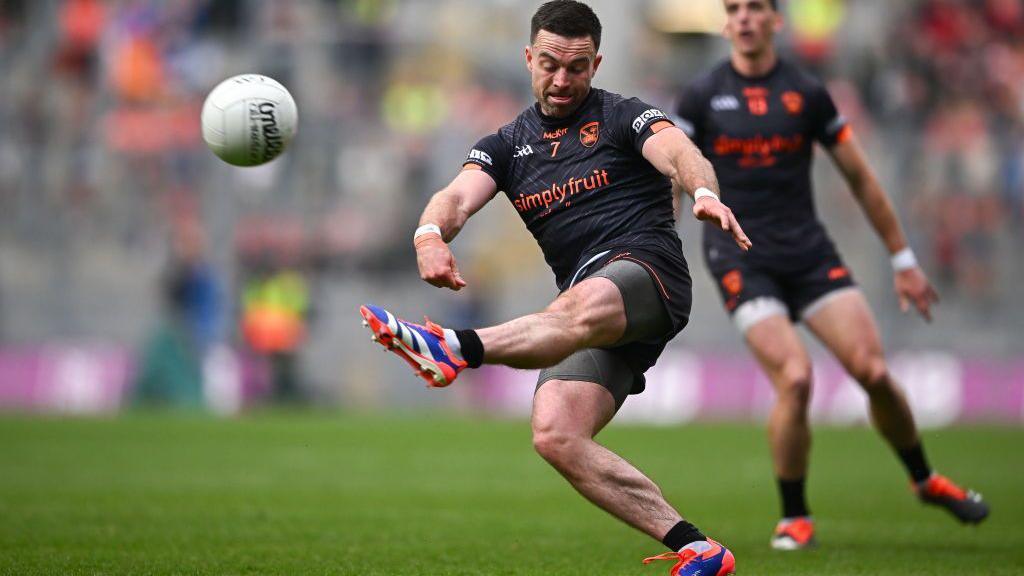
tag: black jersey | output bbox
[463,88,680,290]
[674,59,850,269]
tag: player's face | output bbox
[526,30,602,118]
[723,0,782,57]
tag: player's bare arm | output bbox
[415,166,497,291]
[642,123,751,251]
[828,134,939,321]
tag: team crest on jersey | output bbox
[782,91,804,115]
[721,269,743,296]
[579,121,600,147]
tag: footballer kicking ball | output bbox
[201,74,298,167]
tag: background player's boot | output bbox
[359,304,467,387]
[914,472,989,524]
[643,539,735,576]
[770,516,816,550]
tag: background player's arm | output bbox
[415,166,498,290]
[828,134,939,319]
[642,122,751,250]
[828,134,908,254]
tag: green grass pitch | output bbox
[1,413,1021,575]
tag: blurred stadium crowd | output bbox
[0,0,1020,408]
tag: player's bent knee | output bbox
[777,361,813,406]
[532,427,578,467]
[850,354,889,392]
[531,410,585,467]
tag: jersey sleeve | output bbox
[671,83,705,142]
[608,97,675,153]
[810,83,851,148]
[462,131,511,190]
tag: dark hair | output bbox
[530,1,602,51]
[768,0,778,10]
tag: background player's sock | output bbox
[662,520,706,552]
[897,442,932,483]
[778,477,810,518]
[447,329,483,368]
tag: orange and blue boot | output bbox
[770,516,816,551]
[643,539,735,576]
[915,473,989,524]
[359,304,467,387]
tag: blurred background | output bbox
[0,0,1020,425]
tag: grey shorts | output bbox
[536,259,672,409]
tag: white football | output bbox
[201,74,298,167]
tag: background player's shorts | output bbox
[537,246,692,407]
[706,240,856,333]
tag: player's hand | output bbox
[415,236,467,291]
[894,267,939,322]
[693,196,752,251]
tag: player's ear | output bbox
[773,11,784,34]
[525,46,534,72]
[592,53,603,76]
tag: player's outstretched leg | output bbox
[805,290,989,525]
[532,378,734,576]
[360,276,629,385]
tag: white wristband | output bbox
[891,247,918,272]
[694,187,719,202]
[414,223,443,242]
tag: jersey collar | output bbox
[728,57,782,82]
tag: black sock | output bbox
[662,520,706,551]
[897,443,932,484]
[778,477,810,518]
[454,329,484,368]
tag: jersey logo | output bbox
[632,108,666,133]
[713,133,805,167]
[579,121,600,147]
[468,149,492,166]
[710,95,740,111]
[543,127,568,139]
[782,91,804,115]
[513,144,534,158]
[743,87,769,116]
[512,169,611,215]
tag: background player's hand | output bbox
[693,196,752,251]
[894,267,938,322]
[415,236,467,290]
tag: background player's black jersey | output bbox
[463,88,679,289]
[674,59,850,269]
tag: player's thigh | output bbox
[589,259,673,344]
[803,289,885,376]
[744,312,813,393]
[550,275,628,348]
[533,349,635,438]
[532,379,618,441]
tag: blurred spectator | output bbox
[237,217,312,403]
[134,214,222,407]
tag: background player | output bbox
[673,0,989,550]
[360,2,747,574]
